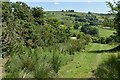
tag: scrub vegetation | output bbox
[1,1,120,79]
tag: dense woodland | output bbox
[1,1,120,79]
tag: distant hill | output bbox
[45,11,111,27]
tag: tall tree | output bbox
[32,7,44,25]
[12,1,33,22]
[107,1,120,42]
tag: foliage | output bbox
[66,14,80,18]
[86,15,98,26]
[54,37,90,55]
[75,17,86,22]
[32,7,44,25]
[61,10,64,12]
[107,1,120,42]
[81,24,99,36]
[66,10,74,12]
[92,37,99,43]
[88,11,92,14]
[4,45,72,78]
[2,1,94,78]
[2,1,71,56]
[12,2,33,21]
[76,32,84,39]
[51,51,61,73]
[98,37,106,44]
[83,34,92,44]
[95,54,119,79]
[105,35,116,44]
[2,2,12,22]
[66,13,98,26]
[102,17,114,28]
[73,22,79,29]
[114,2,120,42]
[65,39,86,55]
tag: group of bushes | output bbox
[46,32,91,55]
[4,45,73,78]
[2,1,92,78]
[81,24,99,36]
[92,35,117,44]
[3,33,90,78]
[2,2,71,55]
[54,39,87,55]
[95,53,120,79]
[66,13,98,26]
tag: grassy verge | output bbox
[58,43,117,78]
[98,28,116,37]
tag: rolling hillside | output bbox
[58,43,118,78]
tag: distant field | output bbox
[45,11,104,28]
[98,27,116,37]
[70,27,116,38]
[58,43,117,78]
[46,11,115,38]
[45,11,75,27]
[45,12,117,78]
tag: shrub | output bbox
[55,39,86,55]
[95,54,119,79]
[81,25,99,36]
[73,22,79,29]
[92,37,99,43]
[98,37,106,44]
[106,35,116,44]
[83,34,92,44]
[51,51,61,73]
[4,45,72,78]
[4,46,53,78]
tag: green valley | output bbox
[1,1,120,79]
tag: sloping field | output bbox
[58,43,117,78]
[98,28,116,37]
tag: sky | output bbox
[11,0,115,2]
[10,0,119,13]
[26,2,111,13]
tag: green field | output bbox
[45,11,75,27]
[46,12,117,78]
[45,11,102,27]
[46,11,115,38]
[2,2,120,78]
[98,27,116,37]
[58,43,117,78]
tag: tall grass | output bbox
[95,53,120,79]
[51,39,87,55]
[4,45,72,78]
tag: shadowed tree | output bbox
[107,1,120,42]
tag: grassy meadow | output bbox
[2,1,120,79]
[98,27,116,37]
[58,43,118,78]
[43,11,118,77]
